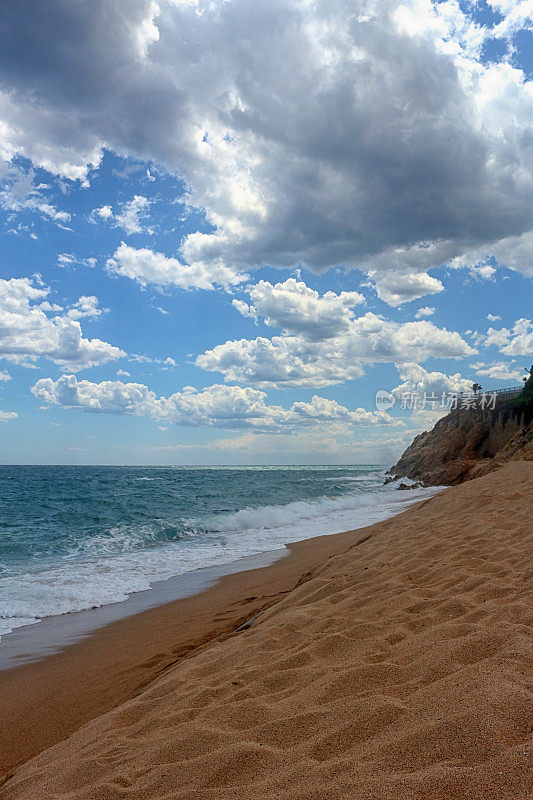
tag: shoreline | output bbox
[0,548,288,672]
[0,520,376,782]
[0,481,436,667]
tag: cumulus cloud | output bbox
[0,409,17,421]
[233,279,365,340]
[288,395,397,426]
[0,277,124,369]
[367,271,444,307]
[481,326,512,349]
[414,306,435,318]
[32,375,399,431]
[66,296,107,320]
[232,299,258,323]
[471,361,524,382]
[90,205,113,222]
[486,1,533,45]
[0,0,531,293]
[482,318,533,356]
[391,363,473,402]
[197,286,476,387]
[448,254,497,280]
[106,242,246,290]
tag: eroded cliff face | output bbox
[388,404,533,486]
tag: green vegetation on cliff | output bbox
[513,366,533,424]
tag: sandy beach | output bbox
[1,461,532,799]
[0,526,363,781]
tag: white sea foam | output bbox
[204,485,422,533]
[0,483,440,640]
[0,616,39,639]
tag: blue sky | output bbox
[0,0,531,464]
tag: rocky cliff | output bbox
[388,378,533,486]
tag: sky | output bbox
[0,0,531,465]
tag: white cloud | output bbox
[129,352,177,367]
[0,0,532,291]
[391,363,473,402]
[6,220,38,239]
[0,277,124,370]
[0,162,71,227]
[483,318,533,356]
[445,213,533,283]
[449,255,497,280]
[0,409,17,421]
[473,263,497,280]
[289,395,398,427]
[403,406,450,433]
[90,195,152,234]
[482,326,512,349]
[231,299,258,322]
[115,195,151,234]
[487,313,501,322]
[90,205,113,221]
[414,306,435,318]
[0,369,11,382]
[32,375,400,431]
[500,319,533,357]
[66,296,107,320]
[106,242,246,290]
[57,253,97,269]
[33,375,161,417]
[233,279,365,340]
[488,1,533,40]
[197,283,475,388]
[472,361,524,382]
[367,271,444,307]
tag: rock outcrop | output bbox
[388,380,533,486]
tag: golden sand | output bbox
[2,462,532,799]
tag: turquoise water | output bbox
[0,465,434,639]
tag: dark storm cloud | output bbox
[0,0,531,295]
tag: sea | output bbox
[0,465,438,641]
